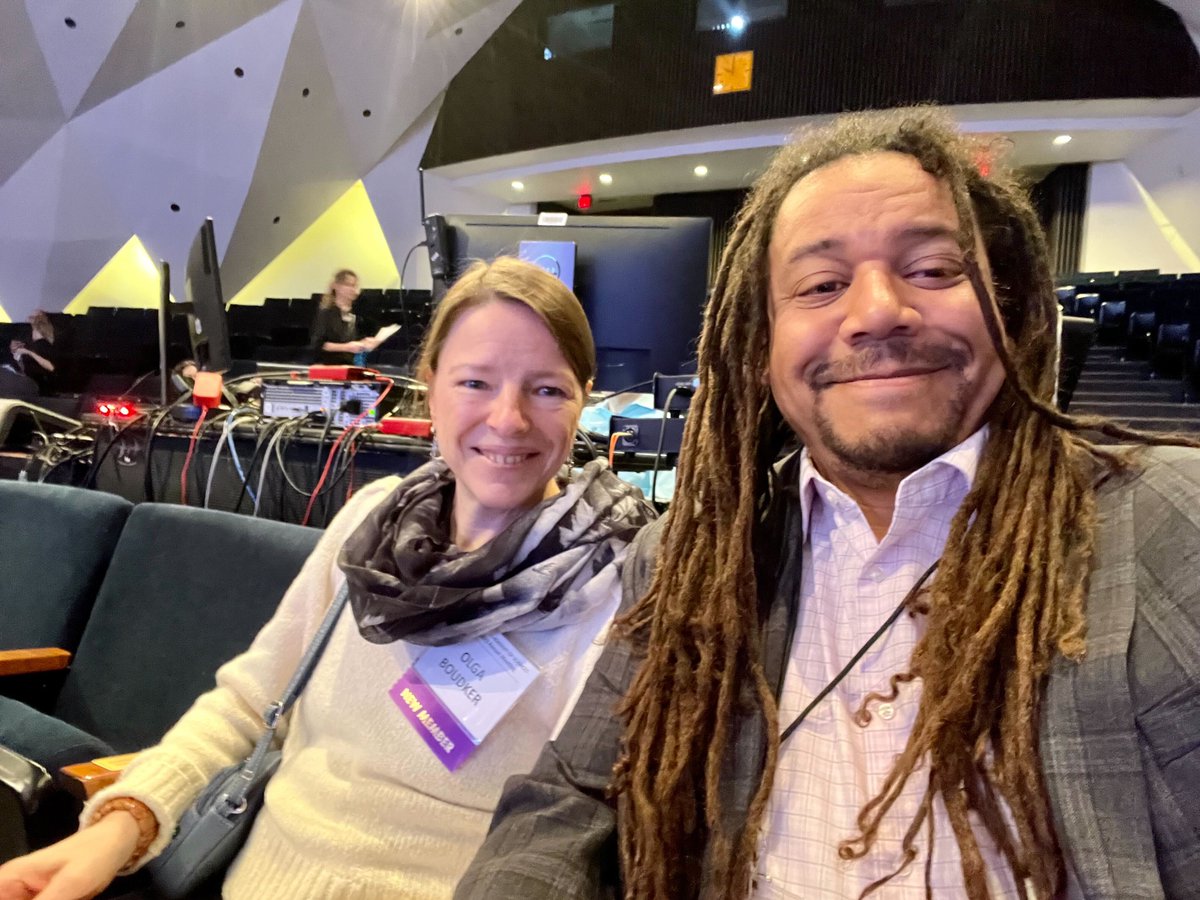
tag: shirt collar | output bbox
[797,425,989,539]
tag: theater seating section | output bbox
[1057,271,1200,432]
[0,288,432,399]
[0,480,320,847]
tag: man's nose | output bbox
[838,265,921,344]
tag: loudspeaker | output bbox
[423,214,450,279]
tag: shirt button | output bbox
[877,703,896,721]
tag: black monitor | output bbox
[184,218,232,374]
[157,260,171,406]
[440,214,711,390]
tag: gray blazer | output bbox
[456,445,1200,899]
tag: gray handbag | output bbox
[144,585,349,899]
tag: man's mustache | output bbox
[808,339,971,389]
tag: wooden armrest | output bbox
[60,753,139,800]
[0,648,71,677]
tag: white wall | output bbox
[1122,106,1200,273]
[363,94,535,291]
[1080,160,1199,274]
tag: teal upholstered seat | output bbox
[0,481,133,653]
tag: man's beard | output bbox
[813,388,968,474]
[808,337,972,475]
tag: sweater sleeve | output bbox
[81,476,402,868]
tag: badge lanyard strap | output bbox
[779,559,939,746]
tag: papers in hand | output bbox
[373,324,401,345]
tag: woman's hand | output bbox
[0,812,140,900]
[360,336,381,351]
[346,340,369,353]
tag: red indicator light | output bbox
[97,403,111,415]
[118,405,131,417]
[577,193,593,211]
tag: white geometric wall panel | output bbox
[0,7,68,190]
[26,0,139,118]
[74,1,292,117]
[0,0,520,322]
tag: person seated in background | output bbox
[9,312,57,395]
[0,256,656,900]
[309,268,379,366]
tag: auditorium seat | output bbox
[1186,340,1200,403]
[1126,310,1158,359]
[0,482,133,656]
[1153,322,1193,379]
[0,499,319,843]
[1073,293,1100,318]
[1096,300,1127,344]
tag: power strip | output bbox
[609,416,685,456]
[261,379,384,427]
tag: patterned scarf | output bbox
[339,458,656,646]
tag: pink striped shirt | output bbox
[755,428,1022,899]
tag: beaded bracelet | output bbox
[94,796,159,866]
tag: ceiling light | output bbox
[511,180,525,191]
[1053,134,1072,146]
[693,165,709,177]
[598,173,613,186]
[729,15,747,33]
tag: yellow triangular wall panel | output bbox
[63,235,162,314]
[229,181,399,306]
[0,300,11,324]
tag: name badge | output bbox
[389,634,538,771]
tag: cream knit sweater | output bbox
[83,476,626,899]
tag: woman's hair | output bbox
[28,311,54,342]
[416,256,595,394]
[611,106,1200,900]
[319,268,358,308]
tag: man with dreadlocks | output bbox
[455,107,1200,900]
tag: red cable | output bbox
[179,408,209,506]
[302,429,350,526]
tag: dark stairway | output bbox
[1069,347,1200,432]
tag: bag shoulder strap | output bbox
[265,583,350,727]
[225,584,350,803]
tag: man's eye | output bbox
[805,280,846,295]
[906,260,965,286]
[789,280,847,307]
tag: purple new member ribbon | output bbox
[390,668,477,771]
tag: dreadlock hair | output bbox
[611,106,1200,900]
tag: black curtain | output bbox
[1031,163,1088,276]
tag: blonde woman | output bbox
[308,269,379,365]
[0,258,655,900]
